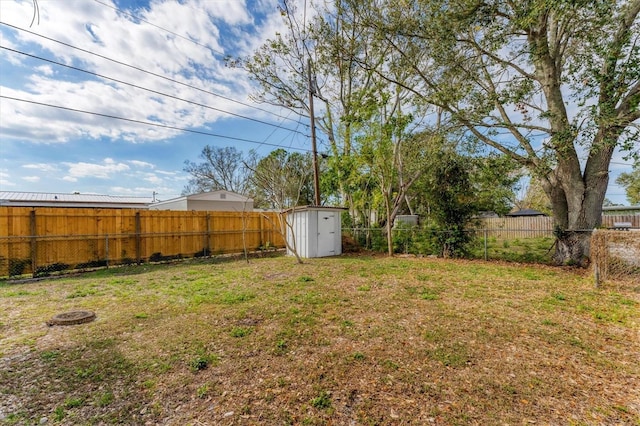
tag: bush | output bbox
[35,262,70,277]
[9,259,30,277]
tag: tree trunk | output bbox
[385,196,394,256]
[547,122,620,266]
[552,230,591,266]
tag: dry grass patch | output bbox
[0,256,638,425]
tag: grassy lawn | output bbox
[472,236,556,263]
[0,255,638,425]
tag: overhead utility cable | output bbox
[1,46,307,136]
[1,95,313,153]
[0,22,307,125]
[92,0,227,58]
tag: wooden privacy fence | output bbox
[477,214,640,238]
[0,207,284,278]
[477,216,554,238]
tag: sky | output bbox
[0,0,636,204]
[0,0,312,201]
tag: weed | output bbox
[76,366,99,379]
[420,289,439,300]
[310,391,332,409]
[40,350,59,361]
[196,384,210,399]
[53,406,65,421]
[3,413,24,425]
[189,354,219,372]
[3,290,35,297]
[143,379,156,390]
[230,327,252,338]
[298,276,314,282]
[428,342,471,367]
[221,291,256,305]
[64,397,84,408]
[381,359,399,370]
[134,312,149,319]
[351,352,366,361]
[275,339,288,354]
[97,392,114,407]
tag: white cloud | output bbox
[141,173,164,185]
[0,170,15,187]
[62,158,130,180]
[109,185,178,199]
[129,160,154,168]
[22,163,60,172]
[0,0,288,144]
[35,65,54,76]
[22,176,40,183]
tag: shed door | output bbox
[317,211,336,257]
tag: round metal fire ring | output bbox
[47,310,96,326]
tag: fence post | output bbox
[30,210,37,278]
[135,212,141,265]
[593,228,601,288]
[206,213,211,255]
[105,234,109,268]
[260,214,265,247]
[484,229,488,261]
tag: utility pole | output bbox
[307,58,321,206]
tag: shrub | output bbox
[35,262,70,277]
[8,258,30,277]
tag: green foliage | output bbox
[230,327,252,338]
[421,149,476,257]
[97,391,114,407]
[189,353,219,373]
[310,391,332,409]
[615,163,640,205]
[196,384,210,399]
[8,259,30,277]
[35,262,70,277]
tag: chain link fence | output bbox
[343,227,558,263]
[3,225,638,286]
[592,229,640,287]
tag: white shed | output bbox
[286,206,345,258]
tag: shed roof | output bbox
[506,208,547,217]
[284,205,347,214]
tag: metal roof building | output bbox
[0,191,154,209]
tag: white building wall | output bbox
[188,200,253,212]
[148,199,188,210]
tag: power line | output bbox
[1,95,312,153]
[92,0,228,58]
[1,45,307,137]
[0,21,308,125]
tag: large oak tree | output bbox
[350,0,639,264]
